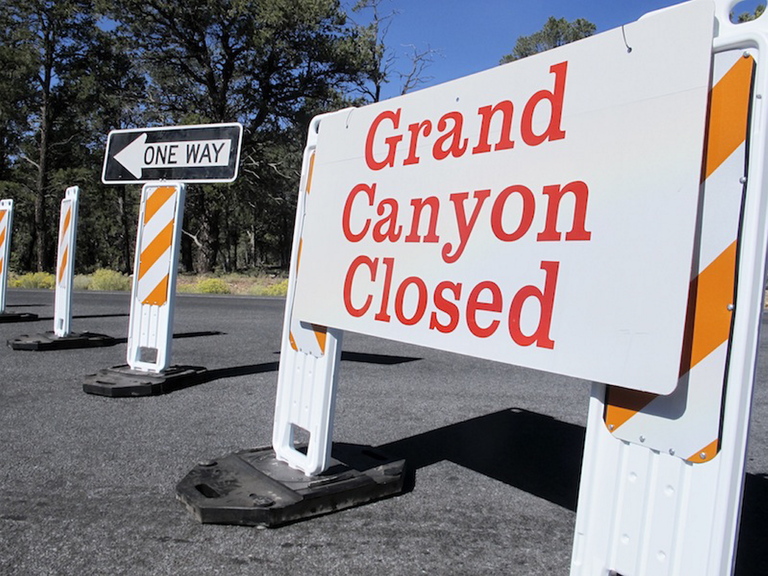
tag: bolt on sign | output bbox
[291,1,715,395]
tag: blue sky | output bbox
[346,0,765,99]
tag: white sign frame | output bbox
[290,1,715,395]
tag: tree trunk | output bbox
[195,206,220,273]
[35,78,51,272]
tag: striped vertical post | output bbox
[571,45,763,576]
[126,182,186,373]
[0,199,13,314]
[53,187,79,337]
[601,52,753,464]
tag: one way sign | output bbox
[102,123,243,184]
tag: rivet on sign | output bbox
[740,176,748,184]
[700,452,707,460]
[669,448,675,456]
[640,435,646,443]
[744,51,751,58]
[609,424,615,431]
[727,304,735,311]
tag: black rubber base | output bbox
[0,311,38,323]
[83,364,208,397]
[176,444,411,528]
[8,331,116,351]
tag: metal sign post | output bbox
[0,199,37,323]
[85,122,242,397]
[9,187,116,350]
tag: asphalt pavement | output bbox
[0,289,765,575]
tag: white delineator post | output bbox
[0,199,12,314]
[126,182,186,373]
[54,187,79,337]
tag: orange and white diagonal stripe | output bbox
[0,208,7,278]
[136,185,178,307]
[604,52,754,463]
[288,150,328,357]
[57,202,73,287]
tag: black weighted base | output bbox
[176,443,411,528]
[8,331,116,351]
[0,311,38,323]
[83,364,208,397]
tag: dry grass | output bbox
[8,270,289,297]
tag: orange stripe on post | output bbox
[0,227,5,250]
[688,438,719,463]
[296,238,303,272]
[704,55,754,180]
[143,186,176,225]
[604,387,659,431]
[138,221,174,280]
[142,274,169,306]
[305,153,316,194]
[687,241,737,371]
[60,207,72,241]
[58,247,69,285]
[0,210,6,225]
[311,324,327,354]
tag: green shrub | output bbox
[73,275,92,291]
[197,277,230,294]
[260,279,289,297]
[89,269,132,291]
[175,282,197,293]
[246,278,288,297]
[9,272,55,289]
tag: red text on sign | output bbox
[365,62,568,170]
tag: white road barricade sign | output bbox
[291,1,714,395]
[261,1,768,573]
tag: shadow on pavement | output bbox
[201,351,420,384]
[380,407,584,510]
[34,312,131,322]
[203,362,280,382]
[106,330,225,345]
[735,472,768,575]
[341,350,421,365]
[378,407,767,574]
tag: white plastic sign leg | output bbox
[0,199,13,314]
[571,10,768,575]
[126,182,186,373]
[53,187,79,337]
[273,118,345,476]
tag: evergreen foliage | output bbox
[500,16,595,64]
[0,0,378,274]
